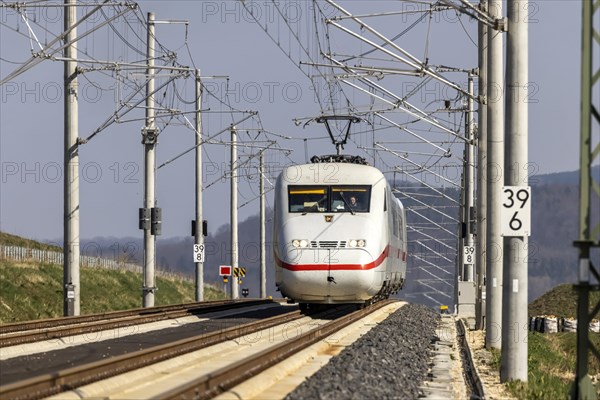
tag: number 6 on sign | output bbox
[501,186,531,237]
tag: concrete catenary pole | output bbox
[260,152,266,298]
[456,74,477,319]
[476,0,488,330]
[194,69,204,302]
[485,0,505,349]
[465,74,476,282]
[230,126,239,299]
[142,12,157,307]
[458,161,465,282]
[64,0,80,316]
[501,0,528,382]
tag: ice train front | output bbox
[273,161,400,304]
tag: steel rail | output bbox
[0,299,272,347]
[1,300,226,333]
[162,300,395,400]
[0,308,304,400]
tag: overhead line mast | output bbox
[63,0,80,316]
[231,125,239,299]
[475,0,488,331]
[141,11,159,308]
[573,0,600,398]
[194,69,204,302]
[485,0,505,350]
[501,0,529,382]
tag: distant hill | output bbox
[529,283,600,318]
[531,164,600,186]
[528,167,599,301]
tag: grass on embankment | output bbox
[0,232,62,252]
[491,332,600,400]
[0,260,226,323]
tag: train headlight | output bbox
[348,239,366,248]
[292,239,309,248]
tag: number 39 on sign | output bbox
[501,186,531,237]
[193,244,205,263]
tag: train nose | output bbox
[276,246,381,302]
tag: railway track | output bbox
[162,300,395,400]
[1,300,492,400]
[0,305,304,399]
[0,299,272,348]
[0,300,394,399]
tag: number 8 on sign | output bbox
[501,186,531,237]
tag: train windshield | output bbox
[288,185,371,213]
[331,186,371,213]
[289,186,328,213]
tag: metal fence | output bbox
[0,245,190,282]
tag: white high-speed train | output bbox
[273,155,407,307]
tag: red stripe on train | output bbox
[275,245,390,271]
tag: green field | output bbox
[0,259,226,323]
[493,332,599,400]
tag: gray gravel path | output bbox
[286,303,440,400]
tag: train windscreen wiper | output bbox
[339,193,356,215]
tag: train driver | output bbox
[349,195,364,211]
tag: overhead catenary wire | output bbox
[1,1,132,85]
[2,1,292,202]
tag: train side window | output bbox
[384,188,387,212]
[392,207,399,237]
[288,186,328,213]
[398,211,403,241]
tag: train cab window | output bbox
[288,186,328,213]
[288,185,372,213]
[331,185,371,213]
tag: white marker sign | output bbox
[501,186,531,237]
[463,245,475,265]
[193,244,205,263]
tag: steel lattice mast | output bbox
[573,0,600,398]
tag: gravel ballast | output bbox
[286,303,440,400]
